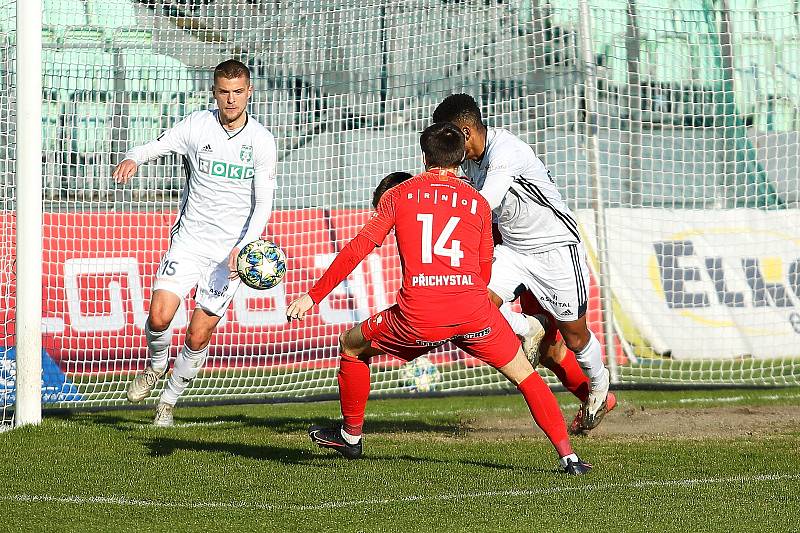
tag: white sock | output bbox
[341,428,362,445]
[559,453,579,468]
[574,332,606,386]
[499,303,531,337]
[146,321,173,373]
[160,344,208,405]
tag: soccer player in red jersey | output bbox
[287,122,591,474]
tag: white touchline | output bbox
[5,473,798,512]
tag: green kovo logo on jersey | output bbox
[199,157,254,180]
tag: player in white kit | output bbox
[113,60,277,426]
[433,94,615,432]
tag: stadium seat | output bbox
[108,28,153,47]
[733,37,778,114]
[43,49,115,99]
[543,0,579,29]
[648,36,693,85]
[125,93,165,147]
[758,5,799,39]
[62,27,107,45]
[0,3,14,33]
[42,92,63,155]
[65,93,114,197]
[121,50,195,94]
[637,8,674,36]
[727,0,758,36]
[42,92,64,196]
[755,96,797,132]
[602,35,631,86]
[68,96,113,155]
[778,38,800,104]
[173,91,214,119]
[590,0,627,53]
[86,0,138,28]
[43,0,88,27]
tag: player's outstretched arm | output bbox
[286,294,314,321]
[112,159,138,185]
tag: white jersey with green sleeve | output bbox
[462,127,580,254]
[124,109,277,263]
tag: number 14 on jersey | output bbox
[417,213,463,267]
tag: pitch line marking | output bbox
[5,473,799,512]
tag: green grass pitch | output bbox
[3,388,800,532]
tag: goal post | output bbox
[12,0,42,427]
[1,0,799,422]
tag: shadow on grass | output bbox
[140,436,547,473]
[144,437,317,463]
[59,411,469,436]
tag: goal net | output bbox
[1,0,799,420]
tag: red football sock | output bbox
[542,350,590,403]
[338,354,371,436]
[518,372,573,458]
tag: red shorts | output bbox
[360,303,520,369]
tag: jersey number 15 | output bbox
[417,214,464,267]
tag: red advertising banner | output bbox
[1,211,614,371]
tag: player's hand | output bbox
[227,247,240,279]
[286,294,314,322]
[113,159,138,184]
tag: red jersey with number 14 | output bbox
[359,169,494,325]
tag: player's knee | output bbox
[147,315,171,333]
[562,328,590,352]
[338,331,359,358]
[184,328,212,351]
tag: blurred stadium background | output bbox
[1,0,799,425]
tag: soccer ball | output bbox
[401,356,442,393]
[236,240,287,290]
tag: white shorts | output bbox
[152,245,241,317]
[489,243,590,322]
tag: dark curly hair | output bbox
[432,93,484,128]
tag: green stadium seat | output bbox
[69,97,113,155]
[727,0,758,36]
[108,28,153,47]
[602,35,632,86]
[543,0,579,29]
[43,49,115,99]
[755,96,797,132]
[42,93,63,154]
[694,35,724,86]
[777,38,800,103]
[62,27,107,45]
[173,91,214,119]
[41,26,61,46]
[758,6,799,40]
[121,50,195,94]
[125,93,165,147]
[43,0,88,27]
[86,0,138,28]
[648,36,693,85]
[590,0,627,52]
[637,8,674,36]
[733,37,778,114]
[0,3,14,33]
